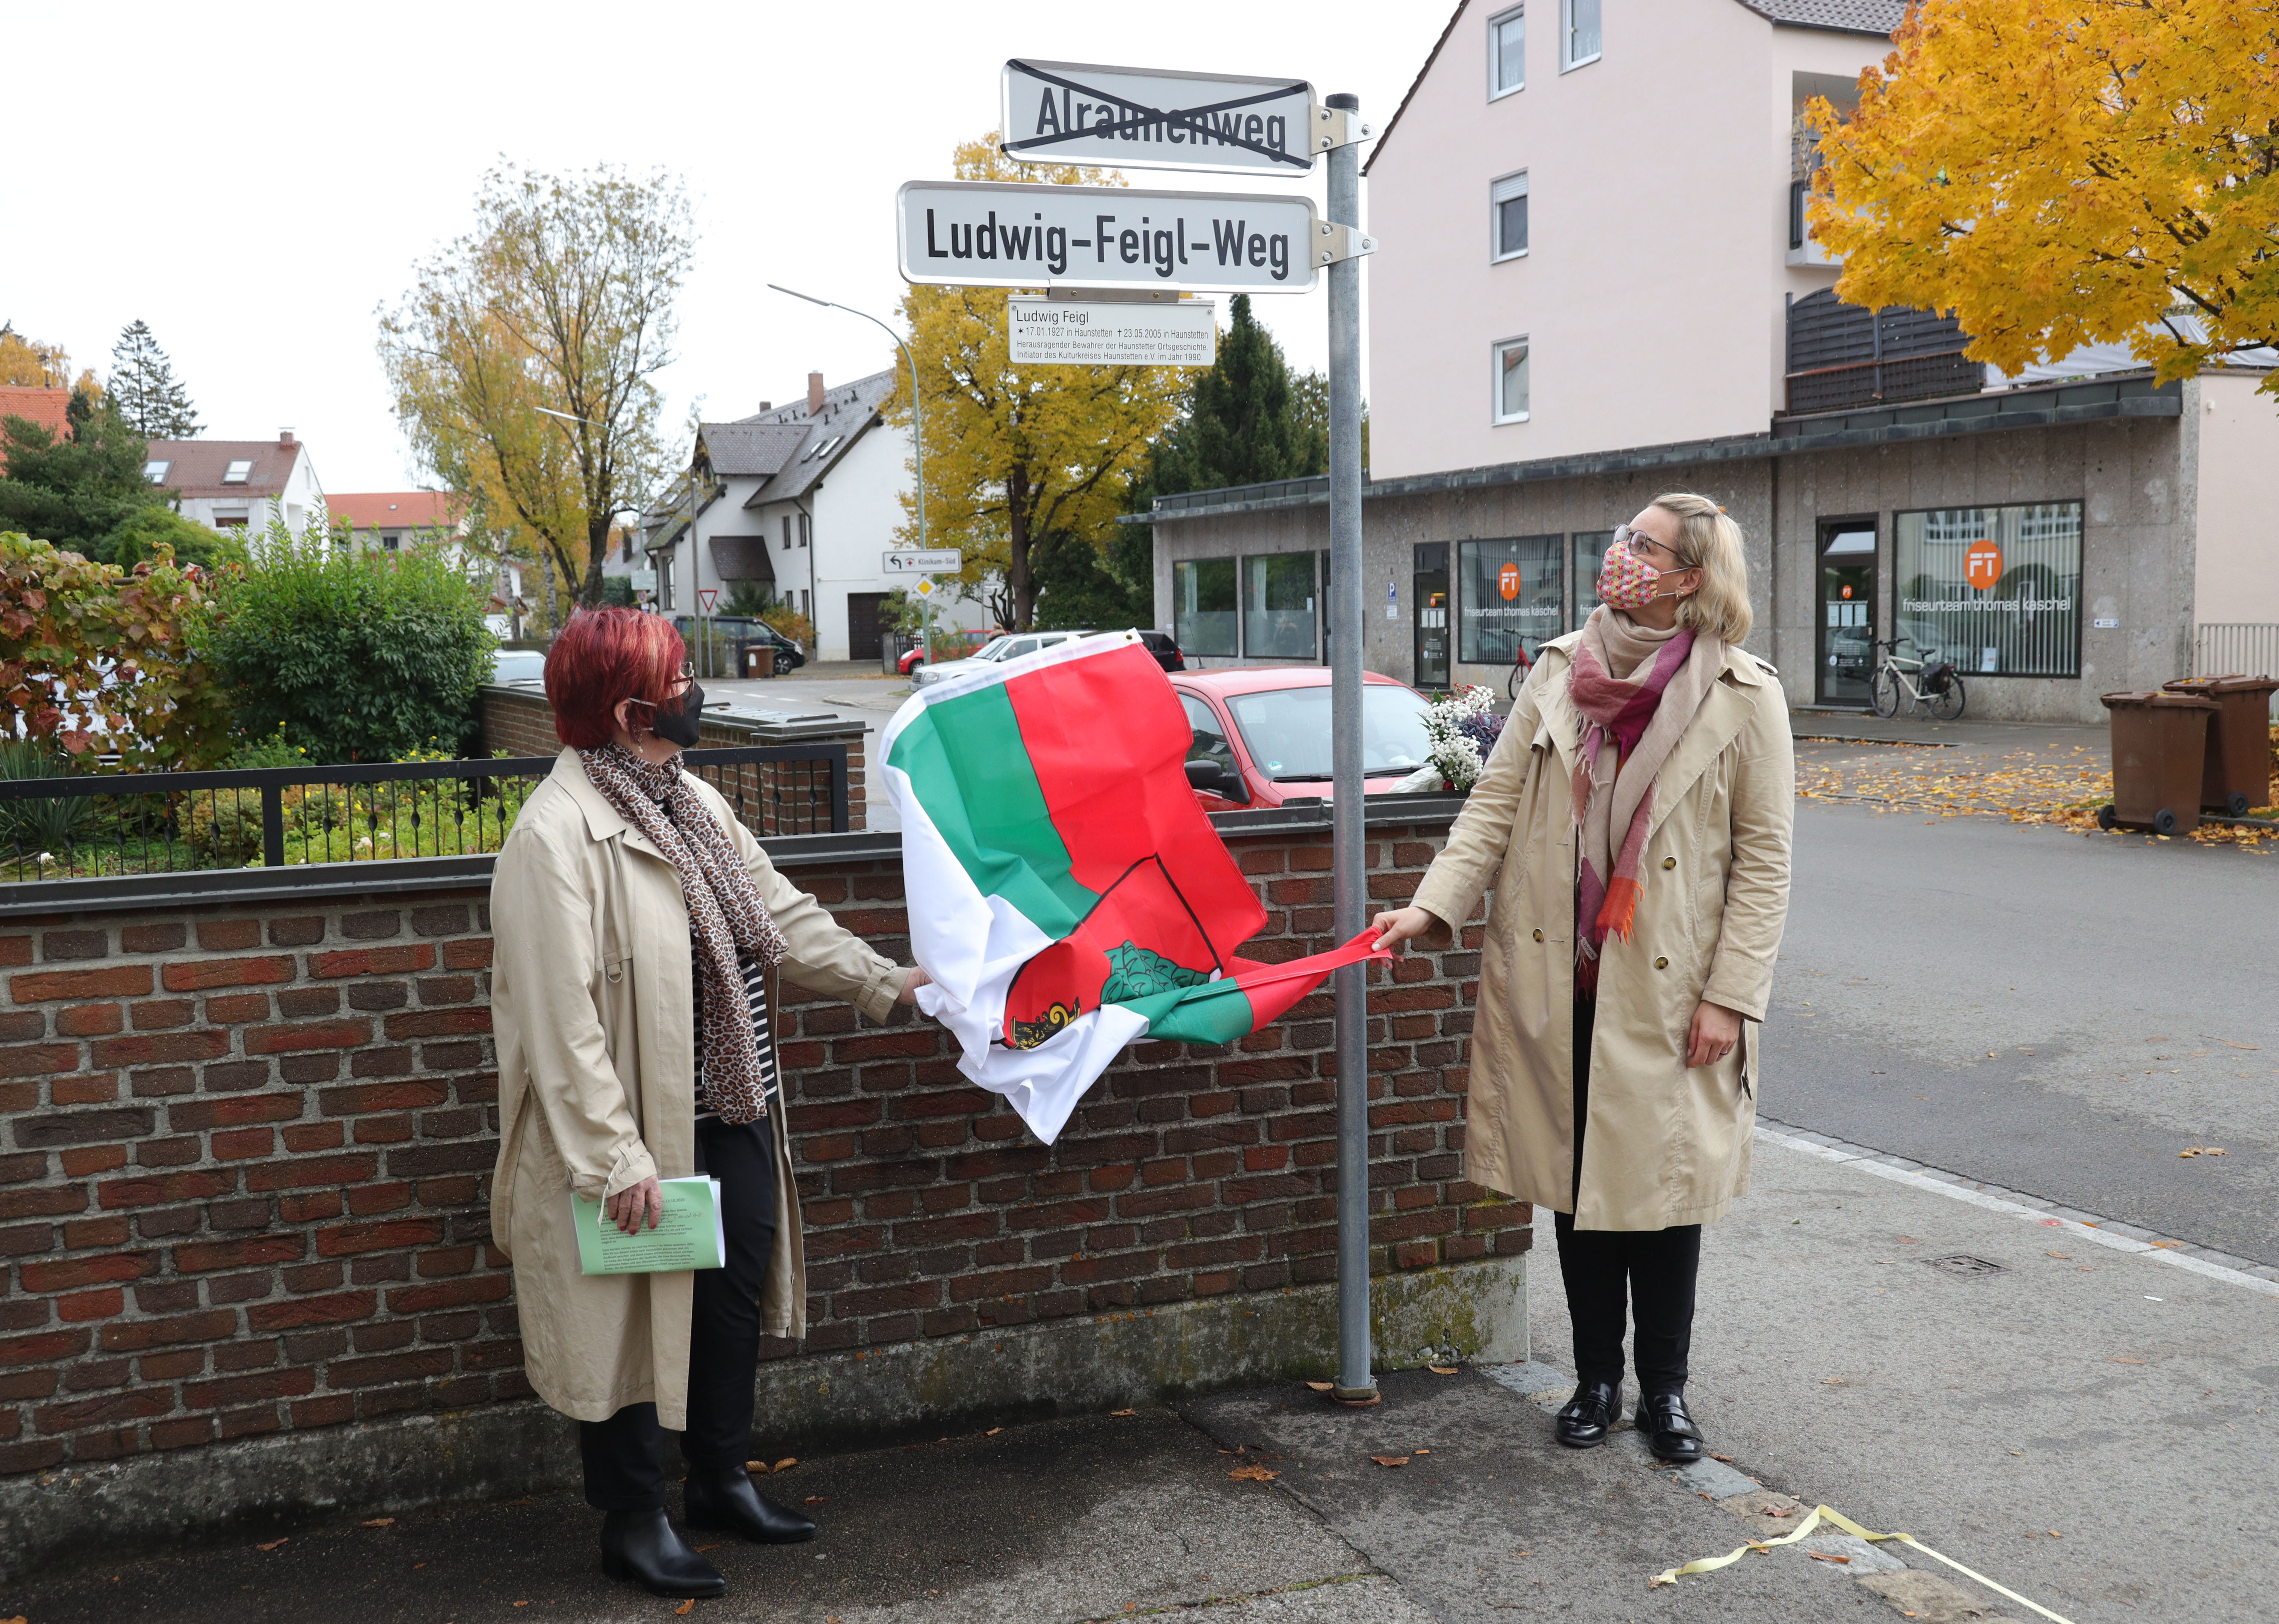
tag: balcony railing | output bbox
[1784,349,1985,416]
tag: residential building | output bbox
[1141,0,2279,722]
[147,430,324,537]
[325,490,466,553]
[644,370,987,662]
[0,386,74,442]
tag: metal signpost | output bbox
[897,61,1376,1404]
[885,551,961,666]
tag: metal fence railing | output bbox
[1785,350,1985,416]
[2196,624,2279,716]
[0,745,849,887]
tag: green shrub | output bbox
[0,737,92,862]
[195,516,496,764]
[111,507,249,574]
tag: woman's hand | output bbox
[897,968,931,1006]
[1370,906,1438,953]
[1686,1000,1744,1070]
[606,1176,663,1234]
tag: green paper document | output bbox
[570,1176,727,1274]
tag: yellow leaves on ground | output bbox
[745,1457,798,1474]
[1227,1463,1279,1482]
[1795,739,2276,851]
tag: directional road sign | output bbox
[883,549,962,575]
[1001,60,1318,176]
[1008,295,1216,366]
[898,180,1334,294]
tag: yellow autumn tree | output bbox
[378,163,692,608]
[1807,0,2279,405]
[888,135,1197,631]
[0,324,98,395]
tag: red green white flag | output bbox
[883,633,1386,1142]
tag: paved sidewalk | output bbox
[9,1133,2270,1623]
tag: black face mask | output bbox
[650,682,704,748]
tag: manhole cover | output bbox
[1924,1254,2005,1276]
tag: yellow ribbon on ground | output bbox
[1648,1503,2077,1624]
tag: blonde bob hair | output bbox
[1650,491,1753,645]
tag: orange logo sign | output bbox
[1497,562,1521,601]
[1964,538,2003,590]
[1840,584,1853,600]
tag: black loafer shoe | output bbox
[1636,1391,1705,1464]
[684,1469,818,1544]
[599,1507,727,1598]
[1553,1380,1620,1448]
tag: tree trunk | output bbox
[579,508,611,607]
[1007,467,1034,631]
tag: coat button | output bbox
[1662,856,1676,870]
[1532,929,1544,942]
[1654,955,1670,969]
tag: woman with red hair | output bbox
[488,609,927,1601]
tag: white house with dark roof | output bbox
[145,431,323,536]
[646,369,986,663]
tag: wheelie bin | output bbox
[2160,674,2279,816]
[2097,691,2219,834]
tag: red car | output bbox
[898,629,996,676]
[1169,668,1435,811]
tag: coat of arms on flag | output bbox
[883,632,1386,1143]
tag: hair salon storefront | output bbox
[1138,373,2238,726]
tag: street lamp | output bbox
[767,283,935,667]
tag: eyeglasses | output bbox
[1613,525,1692,568]
[676,661,696,681]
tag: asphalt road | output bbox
[1767,789,2279,1266]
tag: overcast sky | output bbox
[12,1,1451,495]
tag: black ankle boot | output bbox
[1636,1391,1706,1464]
[1554,1380,1620,1448]
[683,1469,818,1544]
[599,1507,727,1598]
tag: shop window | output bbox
[1894,501,2082,677]
[1570,529,1613,629]
[1242,553,1317,659]
[1459,536,1563,666]
[1174,558,1238,657]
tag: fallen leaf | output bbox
[747,1459,768,1472]
[1227,1463,1279,1482]
[774,1457,797,1473]
[1414,1447,1432,1454]
[693,1543,721,1552]
[675,1602,694,1616]
[1427,1365,1459,1375]
[257,1538,289,1551]
[2047,1251,2070,1259]
[1821,1377,1847,1386]
[1761,1504,1799,1518]
[2047,1530,2063,1538]
[1709,1453,1734,1463]
[1305,1380,1335,1392]
[985,1427,1003,1436]
[1896,1236,1919,1244]
[1110,1408,1135,1417]
[1371,1455,1411,1468]
[804,1495,830,1505]
[2110,1357,2146,1364]
[1808,1551,1852,1565]
[361,1518,395,1528]
[2219,1040,2259,1050]
[414,1563,426,1569]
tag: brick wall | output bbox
[0,811,1520,1482]
[478,685,868,834]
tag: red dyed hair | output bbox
[543,609,688,748]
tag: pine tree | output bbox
[1131,295,1328,505]
[106,320,203,440]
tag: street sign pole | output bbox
[1324,91,1376,1406]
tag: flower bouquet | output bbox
[1395,686,1506,793]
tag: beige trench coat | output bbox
[1412,633,1794,1231]
[488,749,908,1429]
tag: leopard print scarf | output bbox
[577,742,788,1123]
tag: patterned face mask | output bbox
[1596,544,1668,611]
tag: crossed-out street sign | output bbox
[1000,60,1338,176]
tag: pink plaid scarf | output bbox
[1566,609,1723,995]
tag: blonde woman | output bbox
[1372,493,1793,1463]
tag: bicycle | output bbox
[1867,637,1967,721]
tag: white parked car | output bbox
[909,630,1090,689]
[492,649,547,685]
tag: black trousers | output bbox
[578,1115,778,1512]
[1555,998,1702,1397]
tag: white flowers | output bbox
[1419,686,1506,793]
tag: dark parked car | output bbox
[1135,630,1185,672]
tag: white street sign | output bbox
[1001,59,1315,176]
[898,180,1321,294]
[884,549,962,575]
[1008,296,1216,366]
[626,568,656,590]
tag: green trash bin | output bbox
[2160,675,2279,816]
[2098,691,2218,834]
